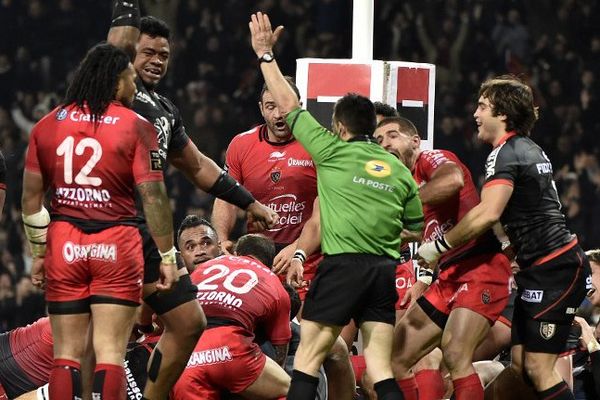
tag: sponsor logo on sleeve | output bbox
[365,160,392,177]
[521,289,543,303]
[56,108,68,121]
[150,150,162,171]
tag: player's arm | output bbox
[419,162,464,206]
[418,183,513,263]
[168,142,277,230]
[107,0,141,60]
[211,198,238,254]
[250,13,298,115]
[273,343,289,367]
[285,198,321,284]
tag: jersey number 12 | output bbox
[56,136,103,186]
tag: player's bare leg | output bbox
[49,313,89,399]
[241,357,291,399]
[392,304,442,400]
[142,282,206,400]
[473,319,511,361]
[288,320,342,399]
[323,336,356,399]
[441,307,490,399]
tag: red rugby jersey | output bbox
[191,255,291,345]
[9,317,53,387]
[413,149,498,267]
[24,103,163,223]
[225,125,317,245]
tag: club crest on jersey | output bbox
[539,322,556,340]
[149,150,163,171]
[365,160,391,178]
[481,289,491,304]
[270,169,281,183]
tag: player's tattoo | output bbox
[138,181,173,238]
[273,344,289,367]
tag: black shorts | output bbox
[512,244,590,353]
[0,332,37,399]
[140,224,198,315]
[125,342,154,399]
[302,253,398,327]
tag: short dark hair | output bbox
[333,93,377,136]
[260,75,300,102]
[586,249,600,264]
[282,283,302,320]
[376,116,419,137]
[62,43,130,124]
[140,16,171,41]
[479,75,538,137]
[234,234,276,268]
[374,102,399,118]
[177,215,217,243]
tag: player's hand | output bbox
[157,261,178,292]
[247,201,279,231]
[417,239,446,264]
[31,257,45,289]
[400,280,429,308]
[574,316,597,350]
[220,240,235,255]
[286,258,306,288]
[249,12,284,58]
[273,243,295,274]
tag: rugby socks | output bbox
[287,370,319,400]
[49,359,82,400]
[452,374,483,400]
[536,381,574,400]
[93,363,126,400]
[397,377,419,400]
[415,369,445,400]
[374,378,405,400]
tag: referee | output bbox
[249,12,424,400]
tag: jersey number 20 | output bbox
[56,136,103,186]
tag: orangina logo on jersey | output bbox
[365,160,392,178]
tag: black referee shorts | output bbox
[302,253,398,327]
[512,243,590,353]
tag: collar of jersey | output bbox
[259,124,295,146]
[348,134,377,144]
[494,131,517,148]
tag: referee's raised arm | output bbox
[249,12,299,115]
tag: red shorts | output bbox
[395,260,415,310]
[350,355,366,385]
[171,326,266,400]
[423,252,511,323]
[298,253,322,301]
[45,221,143,306]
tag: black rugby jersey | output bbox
[133,79,190,164]
[132,79,190,220]
[483,132,573,266]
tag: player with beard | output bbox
[374,116,511,400]
[107,3,278,398]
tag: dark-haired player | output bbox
[419,76,591,400]
[177,215,221,273]
[173,234,292,400]
[107,3,278,398]
[22,43,175,399]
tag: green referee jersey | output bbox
[287,108,424,259]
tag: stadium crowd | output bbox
[0,0,599,385]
